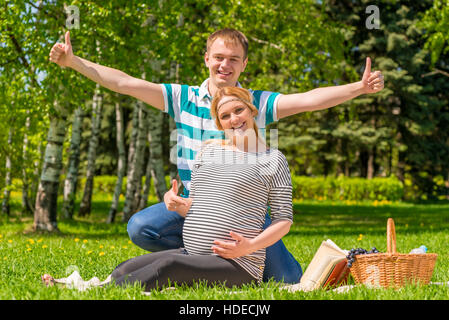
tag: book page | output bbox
[299,241,347,290]
[326,239,348,255]
[317,256,346,285]
[308,255,345,290]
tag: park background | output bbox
[1,0,449,300]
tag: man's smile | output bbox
[217,70,232,77]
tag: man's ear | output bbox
[242,57,248,71]
[204,51,210,67]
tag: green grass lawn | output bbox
[1,195,448,300]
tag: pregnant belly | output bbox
[182,211,261,255]
[182,217,231,255]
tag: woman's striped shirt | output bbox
[160,79,281,195]
[182,142,293,282]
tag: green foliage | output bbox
[2,0,449,212]
[418,0,449,64]
[66,175,171,198]
[292,175,404,201]
[318,0,449,200]
[68,175,404,202]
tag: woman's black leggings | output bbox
[110,248,257,291]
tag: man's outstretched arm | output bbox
[49,31,165,111]
[276,57,384,119]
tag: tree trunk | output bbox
[121,102,138,220]
[107,98,126,223]
[359,150,367,178]
[148,108,168,201]
[79,85,103,216]
[367,108,376,179]
[343,139,350,177]
[28,141,43,213]
[132,102,149,212]
[127,101,139,178]
[139,155,153,211]
[33,110,68,232]
[21,112,34,215]
[367,148,374,179]
[2,127,13,216]
[122,102,147,222]
[62,106,84,219]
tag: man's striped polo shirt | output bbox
[160,78,281,196]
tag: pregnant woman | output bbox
[43,87,295,291]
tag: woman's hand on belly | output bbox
[211,220,292,259]
[211,231,254,259]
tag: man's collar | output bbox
[198,79,211,100]
[199,78,243,101]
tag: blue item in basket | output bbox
[409,245,427,254]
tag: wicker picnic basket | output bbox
[350,218,438,288]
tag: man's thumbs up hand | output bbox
[361,57,384,94]
[49,31,74,68]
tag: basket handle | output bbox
[387,218,397,254]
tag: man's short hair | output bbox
[207,28,249,59]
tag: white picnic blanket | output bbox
[43,271,112,291]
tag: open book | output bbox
[293,240,350,292]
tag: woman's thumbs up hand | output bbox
[163,179,192,216]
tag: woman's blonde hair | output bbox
[210,87,259,136]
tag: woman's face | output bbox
[216,95,256,139]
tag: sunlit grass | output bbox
[1,196,448,299]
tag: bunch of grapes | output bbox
[346,247,380,268]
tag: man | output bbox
[49,28,384,284]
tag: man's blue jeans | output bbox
[127,202,302,284]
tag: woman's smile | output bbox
[232,121,247,135]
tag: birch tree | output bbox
[62,105,84,219]
[107,96,126,223]
[147,109,168,201]
[122,102,148,222]
[2,127,13,216]
[21,111,35,215]
[33,101,70,232]
[79,84,103,216]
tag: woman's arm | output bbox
[212,219,292,259]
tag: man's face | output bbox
[205,38,248,90]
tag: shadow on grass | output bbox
[1,199,144,240]
[290,201,449,237]
[3,198,449,240]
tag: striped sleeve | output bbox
[251,90,282,126]
[160,83,182,119]
[267,151,293,223]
